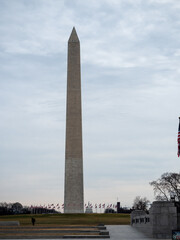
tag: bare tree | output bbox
[0,202,8,207]
[150,172,180,201]
[0,202,21,209]
[132,196,150,211]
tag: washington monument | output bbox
[64,27,84,213]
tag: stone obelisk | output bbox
[64,27,84,213]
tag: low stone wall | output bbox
[0,221,20,226]
[131,201,179,239]
[131,210,152,237]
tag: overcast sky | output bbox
[0,0,180,210]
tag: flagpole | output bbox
[178,117,180,157]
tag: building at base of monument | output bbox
[131,201,180,239]
[85,207,93,214]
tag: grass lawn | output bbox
[0,213,130,226]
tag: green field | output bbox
[0,213,130,226]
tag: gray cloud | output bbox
[0,0,180,208]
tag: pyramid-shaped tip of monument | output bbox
[68,27,79,43]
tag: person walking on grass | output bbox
[31,217,36,226]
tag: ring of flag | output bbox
[178,117,180,157]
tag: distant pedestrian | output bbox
[31,217,36,226]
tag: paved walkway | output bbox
[107,225,170,240]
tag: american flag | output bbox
[178,117,180,157]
